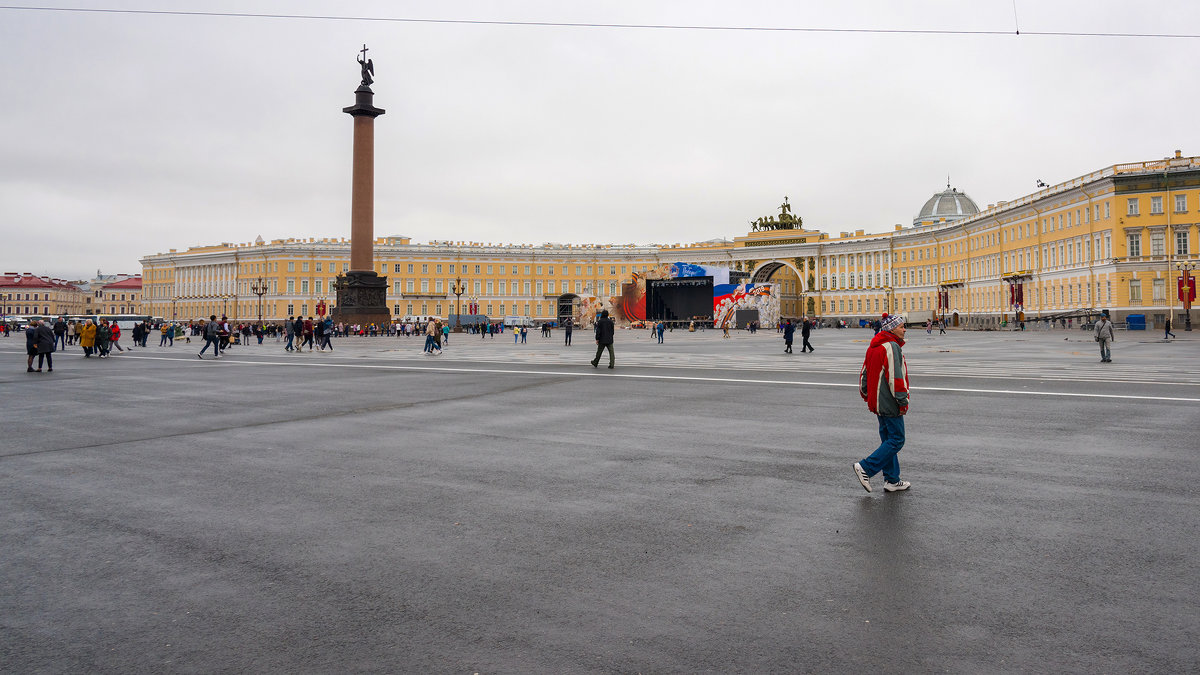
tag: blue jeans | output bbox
[1099,338,1111,361]
[199,336,219,356]
[285,334,294,350]
[860,415,905,484]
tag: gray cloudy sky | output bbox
[2,1,1197,279]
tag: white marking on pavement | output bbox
[117,353,1200,403]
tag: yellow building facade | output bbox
[140,153,1200,328]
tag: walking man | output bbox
[852,313,911,493]
[783,319,794,353]
[284,316,296,351]
[53,317,67,351]
[1096,311,1114,362]
[198,316,221,359]
[1164,317,1176,340]
[591,309,615,369]
[801,316,814,353]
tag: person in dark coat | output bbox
[783,320,795,353]
[591,310,615,369]
[35,319,56,372]
[25,320,39,372]
[801,317,814,353]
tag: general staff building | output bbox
[139,152,1200,329]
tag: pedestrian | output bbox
[303,317,315,351]
[53,317,67,351]
[1164,317,1176,340]
[321,317,334,351]
[198,315,221,359]
[109,322,125,353]
[284,316,296,351]
[591,309,615,369]
[160,323,171,346]
[564,318,573,346]
[852,313,912,493]
[939,320,946,334]
[520,326,527,344]
[292,316,305,353]
[783,319,794,353]
[656,321,665,344]
[1095,311,1115,363]
[80,319,97,357]
[35,319,56,372]
[94,319,111,357]
[25,320,39,372]
[801,316,814,353]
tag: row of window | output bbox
[1127,230,1191,257]
[1127,194,1191,216]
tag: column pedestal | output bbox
[333,271,390,327]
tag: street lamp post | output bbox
[250,277,268,324]
[171,296,178,321]
[221,294,229,318]
[451,276,465,332]
[1177,261,1196,331]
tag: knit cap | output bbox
[881,314,906,332]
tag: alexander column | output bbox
[334,45,390,327]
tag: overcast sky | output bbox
[2,1,1197,279]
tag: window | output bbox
[1177,230,1190,256]
[435,280,443,293]
[1127,198,1139,216]
[1127,234,1141,257]
[421,280,429,293]
[524,266,531,274]
[436,264,443,273]
[286,280,295,294]
[487,265,493,274]
[1105,203,1111,219]
[301,280,309,294]
[316,263,323,272]
[1153,278,1165,303]
[407,264,414,273]
[406,280,414,293]
[1176,195,1187,213]
[302,262,309,272]
[314,280,322,294]
[1151,231,1165,256]
[1129,279,1142,303]
[475,265,481,274]
[1151,196,1163,215]
[421,264,428,273]
[394,281,402,294]
[449,264,455,273]
[287,262,295,272]
[287,303,294,315]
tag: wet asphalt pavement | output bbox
[1,327,1197,673]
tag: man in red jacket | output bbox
[853,313,911,493]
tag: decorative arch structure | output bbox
[750,260,808,293]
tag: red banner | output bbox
[1180,275,1196,303]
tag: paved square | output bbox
[2,326,1197,672]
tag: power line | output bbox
[1,4,1198,39]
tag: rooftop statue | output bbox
[358,44,374,87]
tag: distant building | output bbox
[1,273,87,317]
[139,152,1200,329]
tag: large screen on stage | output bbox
[646,277,714,321]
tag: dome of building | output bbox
[914,185,980,226]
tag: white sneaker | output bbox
[853,462,871,493]
[884,480,911,492]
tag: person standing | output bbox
[80,319,97,357]
[198,316,221,359]
[25,320,39,372]
[53,317,67,351]
[783,319,794,353]
[284,316,296,351]
[801,316,814,353]
[564,318,573,346]
[35,319,56,372]
[1164,317,1176,340]
[852,313,912,493]
[1096,311,1115,362]
[656,321,665,344]
[591,309,615,369]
